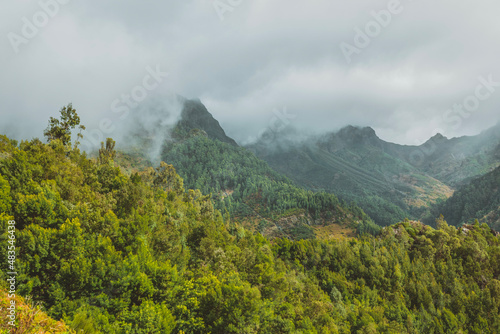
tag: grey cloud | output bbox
[1,0,499,146]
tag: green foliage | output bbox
[99,138,116,164]
[273,219,500,333]
[43,103,85,147]
[429,165,500,230]
[161,135,374,239]
[0,174,11,214]
[1,130,499,333]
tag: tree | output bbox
[153,162,184,194]
[44,103,85,147]
[0,174,11,214]
[99,138,116,164]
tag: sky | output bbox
[1,0,499,148]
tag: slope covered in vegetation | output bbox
[0,288,74,333]
[0,107,499,333]
[161,134,378,239]
[249,124,500,227]
[429,165,500,230]
[248,126,453,226]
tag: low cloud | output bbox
[1,0,499,146]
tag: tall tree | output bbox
[99,138,116,164]
[44,103,85,147]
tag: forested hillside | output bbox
[429,165,500,230]
[0,107,499,333]
[161,133,378,239]
[120,97,379,239]
[248,124,500,226]
[248,126,453,226]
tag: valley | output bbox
[120,97,500,231]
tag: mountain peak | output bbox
[432,133,446,139]
[426,133,448,144]
[336,125,379,144]
[338,125,376,136]
[315,125,382,152]
[176,98,238,146]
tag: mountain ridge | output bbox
[121,96,499,228]
[430,165,500,230]
[246,121,500,226]
[118,96,379,239]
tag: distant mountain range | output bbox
[118,97,378,240]
[122,96,500,229]
[246,122,500,226]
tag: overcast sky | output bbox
[1,0,499,147]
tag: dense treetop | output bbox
[0,107,499,333]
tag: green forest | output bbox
[248,124,500,228]
[0,106,499,333]
[428,165,500,231]
[160,133,379,239]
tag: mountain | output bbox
[431,165,500,230]
[118,98,379,239]
[383,123,500,186]
[174,98,238,146]
[247,126,449,225]
[119,96,238,164]
[248,124,500,226]
[120,97,500,229]
[4,130,500,333]
[2,104,500,333]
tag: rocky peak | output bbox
[176,98,238,146]
[336,126,379,145]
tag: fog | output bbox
[1,0,499,146]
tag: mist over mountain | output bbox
[4,0,500,331]
[112,95,237,163]
[113,96,500,228]
[175,98,238,147]
[247,119,500,226]
[117,94,184,163]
